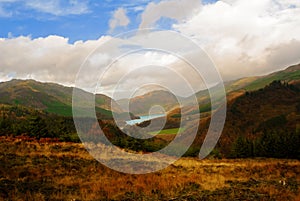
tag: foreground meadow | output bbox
[0,137,299,201]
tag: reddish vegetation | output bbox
[0,137,299,201]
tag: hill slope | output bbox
[189,81,300,158]
[0,79,123,117]
[117,90,182,116]
[243,63,300,91]
[179,63,300,115]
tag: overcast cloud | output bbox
[174,0,300,78]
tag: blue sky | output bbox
[0,0,217,43]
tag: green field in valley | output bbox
[149,128,185,135]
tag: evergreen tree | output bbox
[231,136,253,158]
[27,116,48,139]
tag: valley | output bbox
[0,64,299,158]
[0,63,300,200]
[2,1,300,200]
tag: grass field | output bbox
[149,128,185,135]
[245,70,300,91]
[0,136,299,201]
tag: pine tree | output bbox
[231,136,252,158]
[28,116,48,139]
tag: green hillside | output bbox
[183,63,300,113]
[0,64,300,159]
[0,79,123,118]
[244,64,300,91]
[0,104,79,141]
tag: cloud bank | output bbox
[174,0,300,78]
[1,0,300,97]
[0,35,111,85]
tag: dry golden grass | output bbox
[0,136,299,201]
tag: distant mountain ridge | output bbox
[0,63,299,118]
[0,63,299,159]
[184,63,300,110]
[117,90,182,116]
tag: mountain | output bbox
[156,64,300,158]
[0,79,123,118]
[182,63,300,113]
[0,64,299,158]
[117,90,182,116]
[119,63,300,132]
[221,81,299,153]
[184,80,300,158]
[116,64,300,117]
[2,63,297,118]
[231,63,298,92]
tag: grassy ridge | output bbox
[0,79,122,118]
[245,70,300,91]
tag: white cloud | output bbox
[0,35,111,85]
[109,8,130,33]
[139,0,201,29]
[100,50,204,99]
[0,32,207,98]
[1,0,300,98]
[172,0,300,79]
[131,6,144,12]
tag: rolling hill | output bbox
[0,63,299,159]
[181,80,300,158]
[179,63,300,115]
[117,90,182,116]
[216,63,300,94]
[0,79,123,118]
[147,64,300,158]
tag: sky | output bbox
[0,0,216,42]
[0,0,300,98]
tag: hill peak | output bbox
[285,63,300,72]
